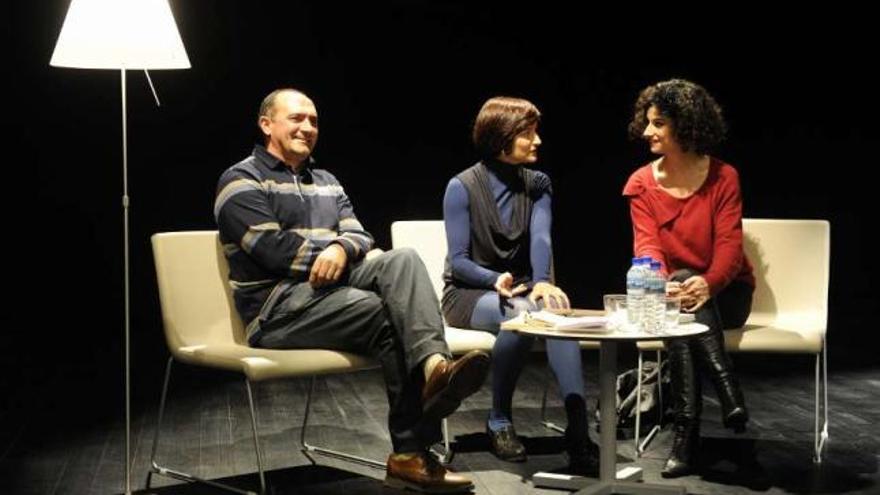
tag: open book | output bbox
[517,310,609,332]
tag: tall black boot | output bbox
[662,338,701,478]
[662,420,700,478]
[695,330,748,432]
[563,395,599,476]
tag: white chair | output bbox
[391,220,599,437]
[149,231,386,495]
[390,221,498,354]
[633,219,830,463]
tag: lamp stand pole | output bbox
[121,67,132,495]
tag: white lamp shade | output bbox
[50,0,190,69]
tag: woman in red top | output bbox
[623,79,755,478]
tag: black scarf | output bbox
[457,159,534,284]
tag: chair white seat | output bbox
[444,326,497,353]
[174,344,380,381]
[726,322,824,354]
[637,321,825,354]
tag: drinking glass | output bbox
[603,294,628,331]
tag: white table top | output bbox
[500,319,709,342]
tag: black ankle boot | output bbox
[563,395,599,476]
[487,423,526,462]
[566,436,600,477]
[564,422,599,477]
[696,332,749,433]
[662,421,699,478]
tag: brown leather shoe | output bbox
[422,350,490,422]
[385,452,474,493]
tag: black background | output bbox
[4,2,877,411]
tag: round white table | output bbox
[501,315,708,495]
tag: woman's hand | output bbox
[495,272,528,298]
[529,282,571,310]
[666,280,696,309]
[680,275,710,312]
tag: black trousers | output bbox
[667,269,753,422]
[253,248,451,453]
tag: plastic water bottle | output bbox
[646,261,665,332]
[626,257,646,329]
[639,258,654,332]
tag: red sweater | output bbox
[622,158,755,295]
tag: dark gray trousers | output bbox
[253,248,451,453]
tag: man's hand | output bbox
[529,282,571,309]
[494,272,527,298]
[309,243,348,288]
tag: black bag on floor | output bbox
[595,360,670,434]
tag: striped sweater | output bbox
[215,145,374,335]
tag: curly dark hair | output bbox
[628,79,727,155]
[472,97,541,160]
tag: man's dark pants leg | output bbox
[254,248,450,453]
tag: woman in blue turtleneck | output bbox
[441,96,598,473]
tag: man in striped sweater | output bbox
[215,88,488,493]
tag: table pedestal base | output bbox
[574,480,685,495]
[533,465,684,493]
[533,465,642,490]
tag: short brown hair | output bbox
[628,79,726,155]
[472,97,541,160]
[257,88,307,122]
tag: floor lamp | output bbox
[49,1,190,493]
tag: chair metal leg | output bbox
[300,376,318,466]
[300,376,386,470]
[814,342,830,464]
[430,418,454,464]
[245,380,267,494]
[148,358,261,495]
[656,350,664,422]
[540,375,565,434]
[147,357,174,486]
[634,351,642,455]
[635,350,663,456]
[443,418,451,458]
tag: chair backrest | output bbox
[742,218,830,332]
[391,220,447,301]
[151,231,247,354]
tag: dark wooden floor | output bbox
[2,352,878,495]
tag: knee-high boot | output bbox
[694,329,748,432]
[662,338,701,478]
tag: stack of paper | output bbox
[521,310,609,332]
